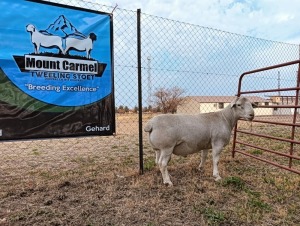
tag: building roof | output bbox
[185,96,268,103]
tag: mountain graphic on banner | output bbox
[40,15,86,39]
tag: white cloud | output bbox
[87,0,300,44]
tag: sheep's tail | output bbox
[144,121,152,133]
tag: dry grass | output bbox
[0,114,300,225]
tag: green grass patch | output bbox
[221,176,245,190]
[144,158,156,171]
[263,176,275,185]
[202,207,225,225]
[247,197,271,211]
[31,149,41,156]
[250,149,263,155]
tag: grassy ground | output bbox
[0,114,299,225]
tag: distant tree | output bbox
[133,106,138,113]
[155,106,161,113]
[124,106,129,113]
[153,86,185,114]
[143,106,148,112]
[117,105,125,114]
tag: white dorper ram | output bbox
[144,96,255,186]
[64,33,97,59]
[26,24,64,54]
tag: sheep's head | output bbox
[89,33,97,41]
[26,24,35,33]
[231,97,255,121]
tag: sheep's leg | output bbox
[34,43,39,54]
[64,47,70,55]
[157,148,173,186]
[59,46,64,55]
[155,150,161,164]
[212,145,223,181]
[87,49,91,59]
[199,149,209,172]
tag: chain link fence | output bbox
[1,0,299,187]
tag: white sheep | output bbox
[64,33,97,59]
[26,24,64,54]
[144,96,255,186]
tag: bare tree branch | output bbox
[153,86,185,113]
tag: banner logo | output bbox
[0,9,112,107]
[14,15,107,79]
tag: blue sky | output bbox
[87,0,300,44]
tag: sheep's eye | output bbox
[237,104,244,109]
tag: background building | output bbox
[177,96,272,116]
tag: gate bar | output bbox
[250,105,300,108]
[236,130,300,145]
[252,119,300,126]
[239,87,300,95]
[236,140,300,161]
[237,59,300,94]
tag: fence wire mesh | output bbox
[1,0,300,196]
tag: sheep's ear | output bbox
[252,103,258,108]
[231,97,239,108]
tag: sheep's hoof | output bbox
[163,181,173,187]
[198,166,205,173]
[214,176,222,181]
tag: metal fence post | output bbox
[137,8,144,175]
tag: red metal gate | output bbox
[232,60,300,174]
